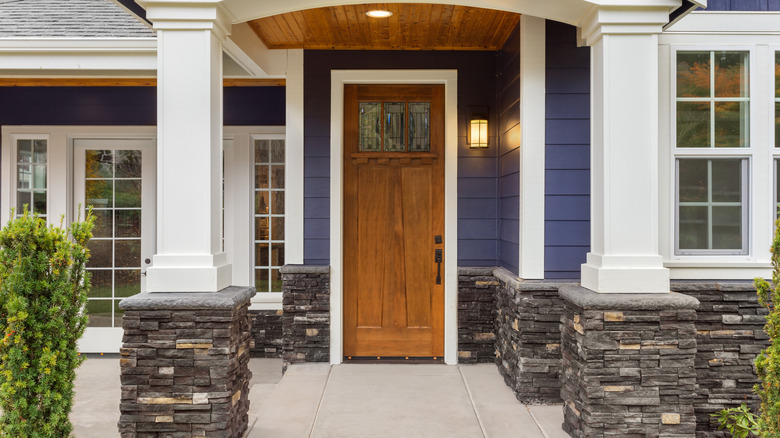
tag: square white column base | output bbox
[581,253,670,293]
[146,258,232,293]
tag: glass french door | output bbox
[73,139,156,353]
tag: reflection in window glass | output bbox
[84,149,143,327]
[676,51,749,148]
[408,102,431,152]
[677,158,746,253]
[359,102,381,151]
[16,139,47,218]
[776,52,780,148]
[255,139,285,292]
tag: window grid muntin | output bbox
[254,139,285,293]
[15,139,47,218]
[675,157,749,255]
[85,149,143,328]
[676,51,750,149]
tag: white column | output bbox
[142,0,234,292]
[518,15,546,279]
[285,49,305,264]
[580,3,678,293]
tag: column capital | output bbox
[137,0,234,39]
[580,0,682,45]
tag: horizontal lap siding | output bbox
[705,0,780,9]
[303,50,499,266]
[0,86,285,125]
[498,26,520,274]
[545,21,590,279]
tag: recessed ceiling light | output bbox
[366,10,393,18]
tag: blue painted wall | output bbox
[303,50,499,266]
[544,21,591,279]
[705,0,780,9]
[498,27,521,275]
[0,86,285,126]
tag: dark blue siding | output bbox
[545,20,591,279]
[303,50,499,266]
[497,26,521,274]
[705,0,780,10]
[0,86,285,126]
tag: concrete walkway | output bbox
[72,357,567,437]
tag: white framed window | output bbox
[253,138,285,293]
[659,15,780,279]
[674,50,752,256]
[12,136,48,219]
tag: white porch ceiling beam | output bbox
[224,22,287,77]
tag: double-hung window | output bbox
[675,51,750,255]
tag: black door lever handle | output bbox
[435,249,442,284]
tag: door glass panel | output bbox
[359,102,382,151]
[255,139,286,292]
[408,102,431,152]
[384,102,405,151]
[84,148,143,328]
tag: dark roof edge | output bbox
[665,0,705,29]
[113,0,150,25]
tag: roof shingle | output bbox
[0,0,155,38]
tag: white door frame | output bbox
[329,70,459,365]
[73,138,157,353]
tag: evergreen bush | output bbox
[756,217,780,437]
[0,210,93,437]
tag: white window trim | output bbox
[1,125,287,308]
[659,34,776,279]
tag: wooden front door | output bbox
[343,84,445,358]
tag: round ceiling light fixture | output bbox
[366,9,393,18]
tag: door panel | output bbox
[344,84,444,358]
[73,139,156,353]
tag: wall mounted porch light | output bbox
[468,115,489,148]
[366,9,393,18]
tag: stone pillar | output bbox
[457,267,498,364]
[579,4,679,293]
[281,265,330,367]
[118,287,255,437]
[142,0,232,292]
[559,285,699,437]
[494,269,568,403]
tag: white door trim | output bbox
[329,69,459,365]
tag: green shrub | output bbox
[711,404,759,438]
[756,217,780,437]
[0,210,93,437]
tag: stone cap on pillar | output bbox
[279,264,330,274]
[118,285,256,310]
[560,285,699,310]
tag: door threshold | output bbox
[343,356,444,364]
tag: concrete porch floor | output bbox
[72,357,567,437]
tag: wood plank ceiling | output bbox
[248,3,521,51]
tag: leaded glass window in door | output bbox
[358,101,430,152]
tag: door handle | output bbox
[434,249,442,285]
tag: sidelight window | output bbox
[15,138,47,218]
[254,139,285,293]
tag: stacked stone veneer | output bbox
[281,265,330,366]
[249,309,283,358]
[493,268,571,403]
[671,282,769,437]
[560,285,700,438]
[118,286,255,438]
[457,268,499,364]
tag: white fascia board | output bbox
[665,11,780,34]
[0,38,157,71]
[224,22,286,77]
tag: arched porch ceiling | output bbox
[224,0,594,27]
[248,4,521,51]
